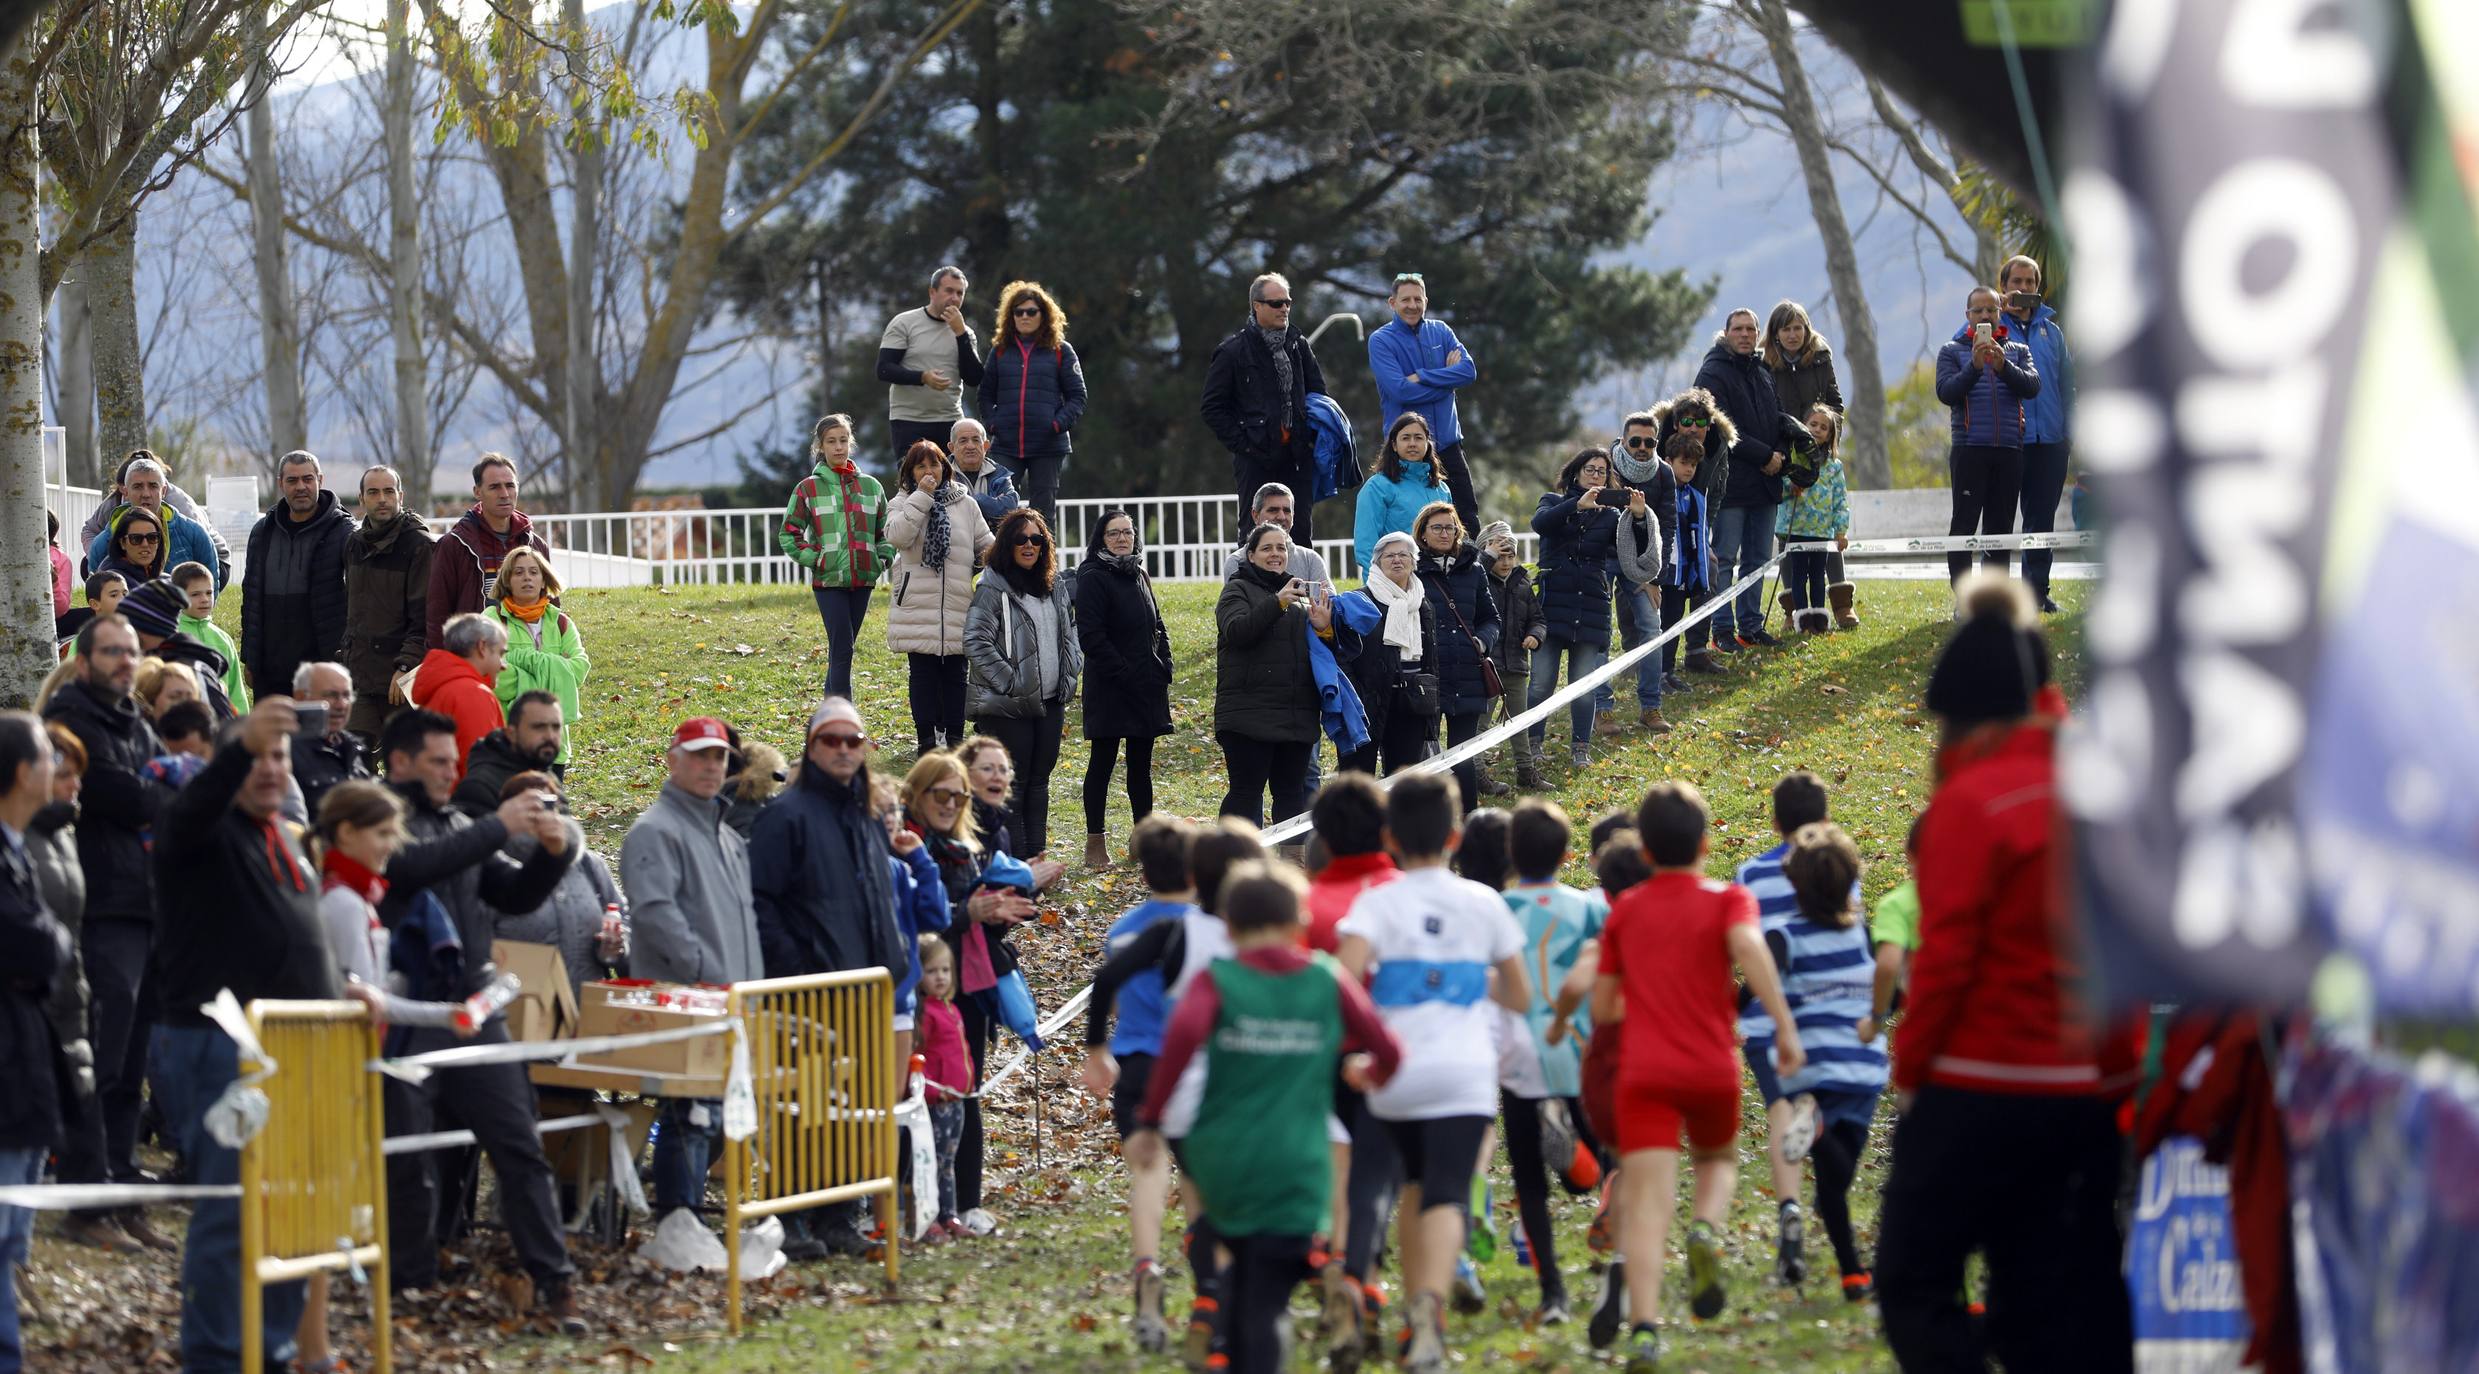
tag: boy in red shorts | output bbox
[1590,782,1804,1373]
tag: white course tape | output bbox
[372,1019,736,1084]
[0,1182,244,1209]
[381,1112,607,1157]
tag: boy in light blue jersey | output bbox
[1767,823,1884,1302]
[1496,799,1603,1324]
[1732,770,1854,1287]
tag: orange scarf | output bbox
[499,595,550,624]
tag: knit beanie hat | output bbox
[118,577,185,640]
[1924,575,2051,724]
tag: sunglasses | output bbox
[123,532,161,545]
[1254,297,1293,310]
[926,786,969,804]
[810,732,868,751]
[1007,533,1048,548]
[1676,416,1709,428]
[1623,436,1657,449]
[1392,272,1424,286]
[1012,303,1044,317]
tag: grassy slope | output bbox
[504,577,2080,1372]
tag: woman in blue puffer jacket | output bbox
[1527,447,1661,770]
[1354,412,1451,574]
[977,280,1087,531]
[1933,286,2042,585]
[1411,501,1501,811]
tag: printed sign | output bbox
[2127,1137,2250,1372]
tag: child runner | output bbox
[1593,781,1804,1373]
[1859,815,1924,1048]
[1334,774,1532,1374]
[1732,769,1840,1287]
[1498,799,1603,1325]
[1075,813,1201,1351]
[915,938,973,1239]
[1571,833,1651,1351]
[1772,406,1850,634]
[1767,822,1884,1302]
[1127,862,1403,1374]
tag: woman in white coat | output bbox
[885,439,996,755]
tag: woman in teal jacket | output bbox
[484,545,589,762]
[1352,412,1452,575]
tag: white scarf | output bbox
[1363,534,1426,658]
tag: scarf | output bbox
[322,848,389,903]
[498,594,549,624]
[1611,442,1665,487]
[923,481,956,571]
[1362,535,1426,657]
[1255,322,1296,425]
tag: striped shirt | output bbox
[1735,841,1862,1044]
[1774,914,1888,1098]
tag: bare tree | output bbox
[243,4,306,459]
[54,271,93,482]
[383,0,426,492]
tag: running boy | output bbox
[1593,781,1804,1373]
[1077,814,1201,1351]
[1766,822,1884,1301]
[1127,862,1402,1374]
[1499,798,1603,1324]
[1334,774,1532,1374]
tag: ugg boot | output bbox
[1776,588,1796,622]
[1084,833,1112,869]
[1829,582,1860,629]
[1798,608,1832,634]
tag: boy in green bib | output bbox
[1128,862,1402,1374]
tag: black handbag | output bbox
[1436,582,1504,699]
[1396,670,1441,717]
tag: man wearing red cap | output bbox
[621,716,763,1246]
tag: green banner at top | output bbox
[1959,0,2098,46]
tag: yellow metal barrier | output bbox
[241,1000,393,1374]
[724,969,901,1332]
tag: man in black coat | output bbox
[453,691,566,818]
[374,708,586,1330]
[38,617,175,1252]
[1693,309,1797,648]
[1201,273,1330,543]
[241,451,353,700]
[340,464,434,743]
[1,710,77,1365]
[288,661,372,818]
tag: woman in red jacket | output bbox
[1876,574,2131,1374]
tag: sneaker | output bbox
[1183,1297,1220,1374]
[1404,1292,1447,1373]
[1638,708,1671,735]
[1320,1266,1363,1371]
[1132,1260,1171,1353]
[957,1207,1000,1237]
[1569,744,1591,771]
[1537,1293,1571,1326]
[540,1281,589,1338]
[1661,670,1692,693]
[1587,1260,1627,1350]
[1452,1254,1486,1314]
[1780,1093,1820,1164]
[1358,1282,1391,1364]
[1686,1220,1727,1319]
[1776,1202,1807,1288]
[1708,634,1740,655]
[815,1218,877,1258]
[60,1213,136,1252]
[1841,1271,1876,1303]
[2039,595,2062,615]
[1684,652,1724,675]
[1623,1323,1663,1373]
[1739,628,1781,647]
[1586,1193,1617,1256]
[117,1211,178,1253]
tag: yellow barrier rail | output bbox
[723,969,901,1332]
[240,999,393,1373]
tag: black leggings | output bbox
[1810,1116,1871,1277]
[1443,711,1483,814]
[1948,444,2026,582]
[975,697,1066,857]
[1339,710,1434,778]
[907,653,967,755]
[1659,586,1693,675]
[1341,1089,1400,1281]
[1500,1091,1571,1303]
[1217,731,1311,827]
[1222,1232,1314,1374]
[955,992,995,1213]
[1082,735,1157,833]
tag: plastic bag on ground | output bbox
[738,1215,786,1280]
[643,1206,729,1273]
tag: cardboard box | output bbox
[572,980,733,1080]
[490,940,579,1043]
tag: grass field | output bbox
[88,571,2079,1372]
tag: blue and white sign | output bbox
[2128,1136,2250,1372]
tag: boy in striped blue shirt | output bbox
[1733,770,1844,1286]
[1768,822,1885,1301]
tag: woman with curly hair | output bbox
[975,280,1086,530]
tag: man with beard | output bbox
[342,465,436,744]
[454,690,566,818]
[240,450,352,699]
[424,454,549,650]
[38,618,175,1254]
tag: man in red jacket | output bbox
[409,613,507,781]
[1876,575,2131,1374]
[425,453,550,650]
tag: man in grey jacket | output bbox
[620,716,761,1242]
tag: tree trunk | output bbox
[246,7,306,459]
[385,0,431,505]
[562,0,602,513]
[89,208,146,471]
[0,48,50,706]
[56,269,94,486]
[1752,0,1890,488]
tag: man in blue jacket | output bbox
[84,455,224,589]
[947,419,1024,527]
[1999,257,2074,613]
[1367,273,1480,530]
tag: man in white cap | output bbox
[620,716,762,1238]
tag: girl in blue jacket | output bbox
[1354,412,1450,574]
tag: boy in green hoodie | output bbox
[171,561,250,710]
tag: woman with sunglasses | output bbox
[98,506,169,585]
[965,509,1081,861]
[975,281,1086,531]
[903,750,1036,1236]
[885,440,995,755]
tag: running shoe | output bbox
[1132,1260,1169,1354]
[1404,1292,1447,1374]
[1709,634,1740,654]
[1780,1093,1820,1163]
[1776,1201,1807,1288]
[1320,1266,1362,1372]
[1623,1323,1663,1373]
[1686,1220,1727,1320]
[1587,1260,1628,1350]
[1537,1292,1571,1327]
[1183,1296,1219,1374]
[1841,1271,1876,1303]
[1452,1254,1487,1314]
[1587,1189,1617,1254]
[1739,629,1781,647]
